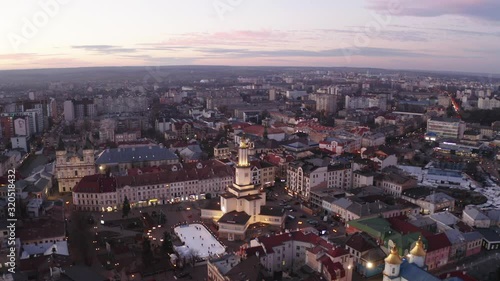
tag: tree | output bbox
[446,104,455,117]
[161,232,174,255]
[259,110,270,123]
[142,237,154,266]
[122,196,131,218]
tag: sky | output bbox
[1,0,500,73]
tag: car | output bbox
[174,272,191,279]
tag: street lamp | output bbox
[367,262,373,269]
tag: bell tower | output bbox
[383,246,402,281]
[232,135,254,190]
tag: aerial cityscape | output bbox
[1,1,500,281]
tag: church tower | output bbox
[234,136,252,189]
[409,236,426,268]
[220,135,266,219]
[383,246,402,281]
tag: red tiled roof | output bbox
[439,271,477,281]
[18,219,65,241]
[455,221,475,233]
[257,231,348,258]
[387,217,433,237]
[127,166,163,175]
[320,257,345,280]
[243,125,283,137]
[245,246,267,257]
[73,174,117,193]
[231,122,251,130]
[427,233,451,252]
[116,160,234,188]
[346,233,376,252]
[257,231,317,253]
[263,154,295,166]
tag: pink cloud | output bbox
[146,29,291,48]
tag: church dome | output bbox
[385,246,402,265]
[410,236,426,257]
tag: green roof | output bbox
[348,217,392,239]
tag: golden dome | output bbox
[410,236,426,257]
[385,246,402,265]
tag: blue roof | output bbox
[400,260,441,281]
[95,145,178,165]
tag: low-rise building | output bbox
[207,254,263,281]
[424,233,451,270]
[73,160,234,211]
[352,171,374,189]
[426,117,465,140]
[287,159,352,201]
[361,133,385,148]
[345,233,384,278]
[246,230,353,280]
[462,205,491,228]
[443,229,466,262]
[462,231,482,257]
[250,160,276,189]
[476,227,500,250]
[72,174,118,212]
[214,143,230,159]
[375,168,417,198]
[401,188,455,214]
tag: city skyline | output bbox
[1,0,500,74]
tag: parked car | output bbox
[174,272,191,279]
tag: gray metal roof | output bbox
[95,145,178,164]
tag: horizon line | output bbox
[0,64,498,77]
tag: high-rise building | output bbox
[74,98,97,119]
[478,97,500,109]
[63,100,75,123]
[49,98,58,119]
[269,89,276,101]
[310,93,337,114]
